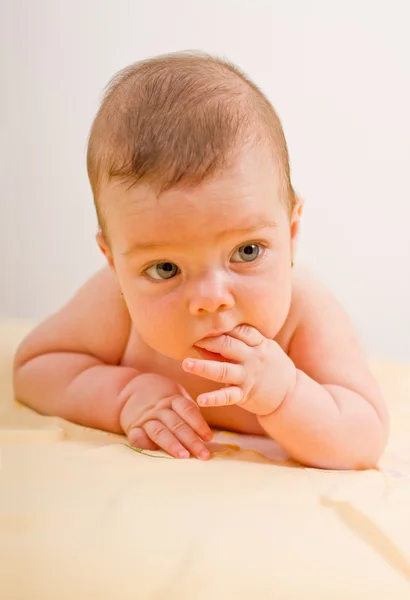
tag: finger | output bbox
[144,420,190,459]
[228,324,265,347]
[177,384,195,401]
[197,386,244,407]
[171,395,213,441]
[195,334,248,361]
[158,409,210,460]
[182,358,245,385]
[127,427,159,451]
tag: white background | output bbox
[1,0,409,360]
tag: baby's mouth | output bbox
[192,345,226,362]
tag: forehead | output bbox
[102,150,286,249]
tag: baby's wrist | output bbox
[259,356,298,417]
[278,365,298,412]
[257,371,299,434]
[117,372,145,432]
[118,372,182,433]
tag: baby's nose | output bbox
[187,273,235,316]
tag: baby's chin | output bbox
[146,342,193,364]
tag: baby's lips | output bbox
[192,345,225,362]
[195,328,234,344]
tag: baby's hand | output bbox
[182,325,297,416]
[119,373,212,460]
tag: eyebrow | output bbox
[121,219,277,256]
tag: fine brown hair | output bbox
[87,51,295,232]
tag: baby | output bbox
[13,52,388,469]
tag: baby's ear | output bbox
[290,195,304,255]
[96,230,115,269]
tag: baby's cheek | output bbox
[129,298,187,356]
[245,279,291,339]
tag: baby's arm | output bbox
[13,268,137,433]
[182,267,388,469]
[14,267,212,459]
[258,270,389,470]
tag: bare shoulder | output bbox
[14,266,131,367]
[276,265,339,350]
[289,264,352,330]
[288,264,364,370]
[287,265,387,416]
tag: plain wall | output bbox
[1,0,409,360]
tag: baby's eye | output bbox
[144,262,180,280]
[231,244,261,263]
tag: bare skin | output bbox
[13,149,389,469]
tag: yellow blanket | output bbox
[1,319,410,599]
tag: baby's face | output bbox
[99,149,300,361]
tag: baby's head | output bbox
[87,52,303,360]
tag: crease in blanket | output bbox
[321,496,410,582]
[125,444,172,459]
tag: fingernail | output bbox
[185,359,195,369]
[199,396,208,406]
[179,450,190,458]
[200,449,210,460]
